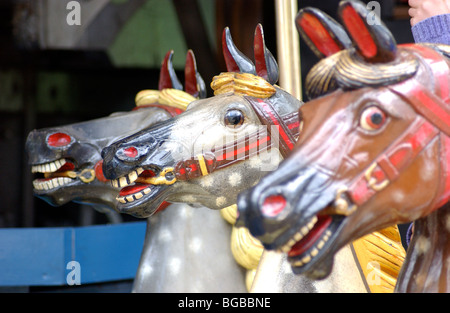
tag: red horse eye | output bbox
[261,194,286,218]
[123,147,138,158]
[47,132,72,147]
[360,106,386,131]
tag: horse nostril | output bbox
[261,194,286,218]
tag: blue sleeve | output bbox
[411,14,450,44]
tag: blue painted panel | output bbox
[0,228,68,285]
[73,222,147,284]
[0,222,147,286]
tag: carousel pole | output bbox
[274,0,302,100]
[250,0,303,293]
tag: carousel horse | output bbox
[25,51,248,293]
[26,50,197,217]
[236,0,450,293]
[101,24,404,292]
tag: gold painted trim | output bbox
[196,154,209,176]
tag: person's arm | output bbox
[409,0,450,44]
[409,0,450,26]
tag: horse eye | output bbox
[360,106,386,131]
[224,109,245,128]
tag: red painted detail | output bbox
[155,201,171,214]
[189,163,198,172]
[288,121,300,130]
[94,160,108,183]
[299,12,341,57]
[58,162,75,172]
[254,24,268,80]
[341,5,377,59]
[158,50,174,90]
[222,28,240,72]
[140,169,156,178]
[123,147,138,158]
[119,184,148,196]
[257,99,294,150]
[349,118,439,206]
[287,215,332,257]
[217,135,271,162]
[47,133,71,148]
[261,195,286,218]
[184,50,198,97]
[436,135,450,208]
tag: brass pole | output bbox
[274,0,302,100]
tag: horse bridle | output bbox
[340,45,450,214]
[171,97,301,182]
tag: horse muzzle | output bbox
[236,158,354,278]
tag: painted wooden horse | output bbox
[101,24,400,292]
[26,50,198,217]
[237,0,450,292]
[25,51,247,293]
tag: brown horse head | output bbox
[237,0,450,282]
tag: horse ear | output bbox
[184,49,207,99]
[158,50,183,91]
[254,24,279,85]
[338,0,397,63]
[296,7,352,59]
[222,27,256,74]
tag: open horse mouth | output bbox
[31,158,80,192]
[237,167,354,278]
[276,208,346,276]
[110,165,172,216]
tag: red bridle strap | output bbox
[348,45,450,208]
[174,99,300,181]
[348,117,439,206]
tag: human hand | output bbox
[408,0,450,26]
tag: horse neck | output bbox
[395,202,450,292]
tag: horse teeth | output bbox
[310,247,319,257]
[307,216,318,230]
[116,187,151,204]
[31,158,67,173]
[112,168,144,188]
[280,216,333,268]
[317,239,326,249]
[118,176,128,188]
[278,216,318,253]
[32,177,72,191]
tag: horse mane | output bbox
[305,48,420,100]
[304,41,450,101]
[210,72,276,98]
[134,88,196,110]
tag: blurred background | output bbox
[0,0,413,230]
